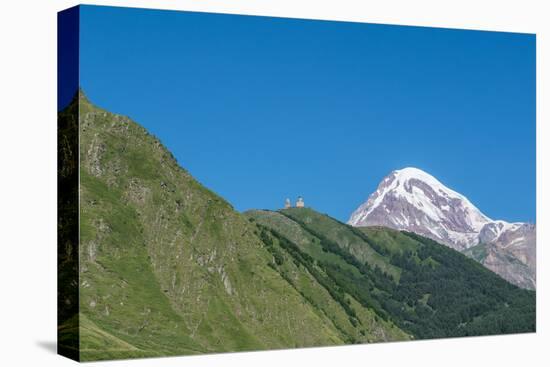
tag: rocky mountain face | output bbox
[465,221,536,289]
[348,167,536,289]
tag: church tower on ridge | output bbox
[284,198,291,209]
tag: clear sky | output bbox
[78,5,536,223]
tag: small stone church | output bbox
[285,196,305,208]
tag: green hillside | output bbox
[247,208,535,339]
[58,92,534,361]
[58,92,409,361]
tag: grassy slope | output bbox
[58,92,533,360]
[246,210,410,343]
[65,92,408,361]
[58,94,80,360]
[248,208,535,340]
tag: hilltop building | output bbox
[283,196,305,209]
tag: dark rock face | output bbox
[349,167,536,289]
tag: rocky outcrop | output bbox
[473,222,536,289]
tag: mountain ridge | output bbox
[249,207,535,339]
[59,93,535,361]
[348,167,536,289]
[62,91,409,360]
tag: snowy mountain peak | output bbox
[348,167,536,289]
[390,167,484,213]
[348,167,491,247]
[394,167,445,186]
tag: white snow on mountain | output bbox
[348,167,493,249]
[348,167,536,289]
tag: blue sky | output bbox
[78,5,536,223]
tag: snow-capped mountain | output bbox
[348,167,536,289]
